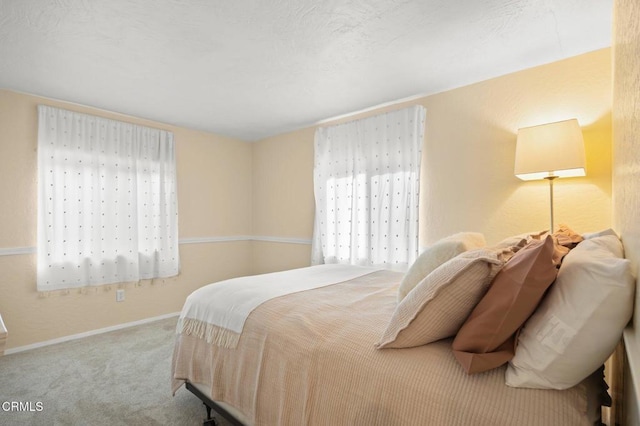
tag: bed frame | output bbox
[186,381,244,426]
[184,367,621,426]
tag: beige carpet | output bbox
[0,317,232,425]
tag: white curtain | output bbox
[312,105,425,271]
[37,105,179,291]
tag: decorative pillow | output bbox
[377,249,503,349]
[397,232,486,302]
[582,228,618,240]
[490,234,529,251]
[505,235,634,389]
[554,224,583,248]
[549,236,570,266]
[520,228,574,265]
[487,234,531,264]
[452,236,558,374]
[489,229,550,255]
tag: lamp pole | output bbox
[544,175,558,233]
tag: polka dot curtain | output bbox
[37,105,179,291]
[311,105,425,271]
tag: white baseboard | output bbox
[4,312,180,355]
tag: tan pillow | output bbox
[529,232,569,267]
[397,232,486,302]
[377,249,503,349]
[488,230,550,262]
[488,236,528,264]
[554,224,584,248]
[452,236,558,374]
[491,235,529,251]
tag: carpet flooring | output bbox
[0,317,232,426]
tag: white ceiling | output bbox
[0,0,612,141]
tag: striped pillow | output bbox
[397,232,486,302]
[377,249,503,349]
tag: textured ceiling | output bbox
[0,0,612,141]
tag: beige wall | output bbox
[0,89,253,350]
[612,0,640,423]
[0,48,615,349]
[252,48,613,274]
[251,128,315,274]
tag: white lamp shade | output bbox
[514,118,586,181]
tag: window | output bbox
[37,105,179,291]
[311,105,425,270]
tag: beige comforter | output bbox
[172,269,591,425]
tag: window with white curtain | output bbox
[37,105,179,291]
[311,105,425,271]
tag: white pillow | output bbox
[397,232,485,302]
[582,228,618,240]
[505,235,634,389]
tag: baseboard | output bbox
[4,312,180,355]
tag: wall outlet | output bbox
[116,289,125,302]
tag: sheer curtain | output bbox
[37,105,179,291]
[312,105,425,271]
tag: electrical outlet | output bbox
[116,289,125,302]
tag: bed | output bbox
[171,231,628,425]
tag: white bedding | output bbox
[176,264,379,348]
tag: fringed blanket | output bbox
[176,264,379,348]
